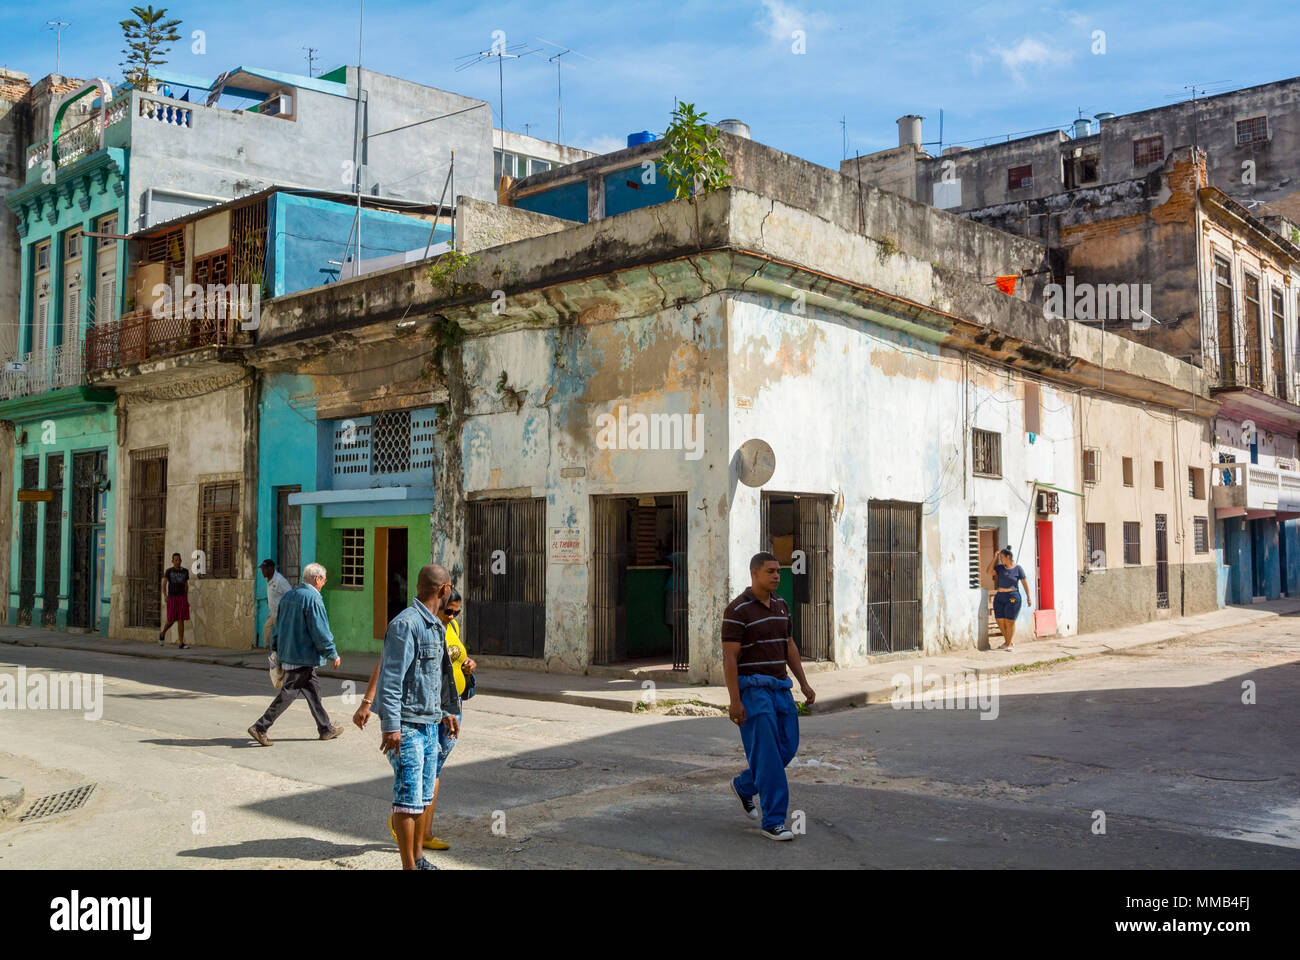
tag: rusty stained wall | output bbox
[108,373,258,648]
[727,294,1080,661]
[434,288,730,679]
[1053,152,1205,361]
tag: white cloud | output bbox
[989,35,1074,83]
[583,133,634,155]
[758,0,828,46]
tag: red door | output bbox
[1034,520,1057,636]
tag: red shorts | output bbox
[166,595,190,622]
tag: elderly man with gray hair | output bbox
[248,562,344,745]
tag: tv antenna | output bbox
[46,19,70,77]
[455,39,540,154]
[302,46,319,77]
[535,38,595,144]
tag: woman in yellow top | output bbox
[420,589,473,850]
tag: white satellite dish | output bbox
[736,438,776,487]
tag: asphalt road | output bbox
[1,614,1297,869]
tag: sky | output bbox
[2,0,1298,168]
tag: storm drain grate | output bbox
[507,757,581,771]
[19,783,96,822]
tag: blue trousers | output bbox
[733,674,800,830]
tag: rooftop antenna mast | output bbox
[456,39,540,156]
[302,46,319,78]
[46,19,70,77]
[536,38,595,145]
[1184,84,1207,149]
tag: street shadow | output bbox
[141,737,323,749]
[176,836,391,862]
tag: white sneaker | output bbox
[760,825,794,841]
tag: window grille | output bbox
[1133,135,1164,166]
[1123,522,1141,565]
[972,428,1001,477]
[372,411,413,474]
[1236,116,1268,145]
[340,528,365,586]
[199,481,239,578]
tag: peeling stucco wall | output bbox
[109,373,256,648]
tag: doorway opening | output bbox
[592,493,688,670]
[760,493,833,661]
[866,499,922,653]
[127,448,168,629]
[1155,513,1169,609]
[70,450,107,630]
[465,498,546,658]
[384,527,408,624]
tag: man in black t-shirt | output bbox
[159,553,191,649]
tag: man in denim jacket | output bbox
[377,562,461,870]
[248,562,343,745]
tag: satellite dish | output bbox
[737,439,776,487]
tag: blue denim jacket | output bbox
[377,599,461,734]
[270,583,338,668]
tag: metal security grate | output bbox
[19,783,96,822]
[972,429,1001,478]
[340,528,365,587]
[371,411,412,475]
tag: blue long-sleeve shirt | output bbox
[376,598,460,734]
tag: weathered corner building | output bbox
[253,136,1217,681]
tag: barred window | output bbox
[1123,522,1141,565]
[1194,517,1209,554]
[1236,115,1268,145]
[340,528,365,587]
[371,410,412,475]
[1188,467,1205,499]
[1083,447,1099,485]
[1007,164,1033,190]
[1085,522,1106,569]
[1133,135,1164,166]
[972,428,1002,478]
[199,481,239,578]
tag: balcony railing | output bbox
[1212,460,1300,515]
[86,305,244,374]
[0,341,85,400]
[25,95,130,172]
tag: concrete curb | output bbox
[1,603,1289,717]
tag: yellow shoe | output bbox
[422,836,450,851]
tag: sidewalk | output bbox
[2,599,1297,716]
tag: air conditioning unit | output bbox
[1035,490,1060,515]
[260,93,293,118]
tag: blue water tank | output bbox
[627,131,656,148]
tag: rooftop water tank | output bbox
[1073,117,1092,138]
[627,130,656,147]
[717,118,750,139]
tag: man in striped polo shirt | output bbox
[722,552,816,840]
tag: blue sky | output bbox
[3,0,1298,168]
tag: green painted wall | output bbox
[316,513,431,654]
[6,398,117,631]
